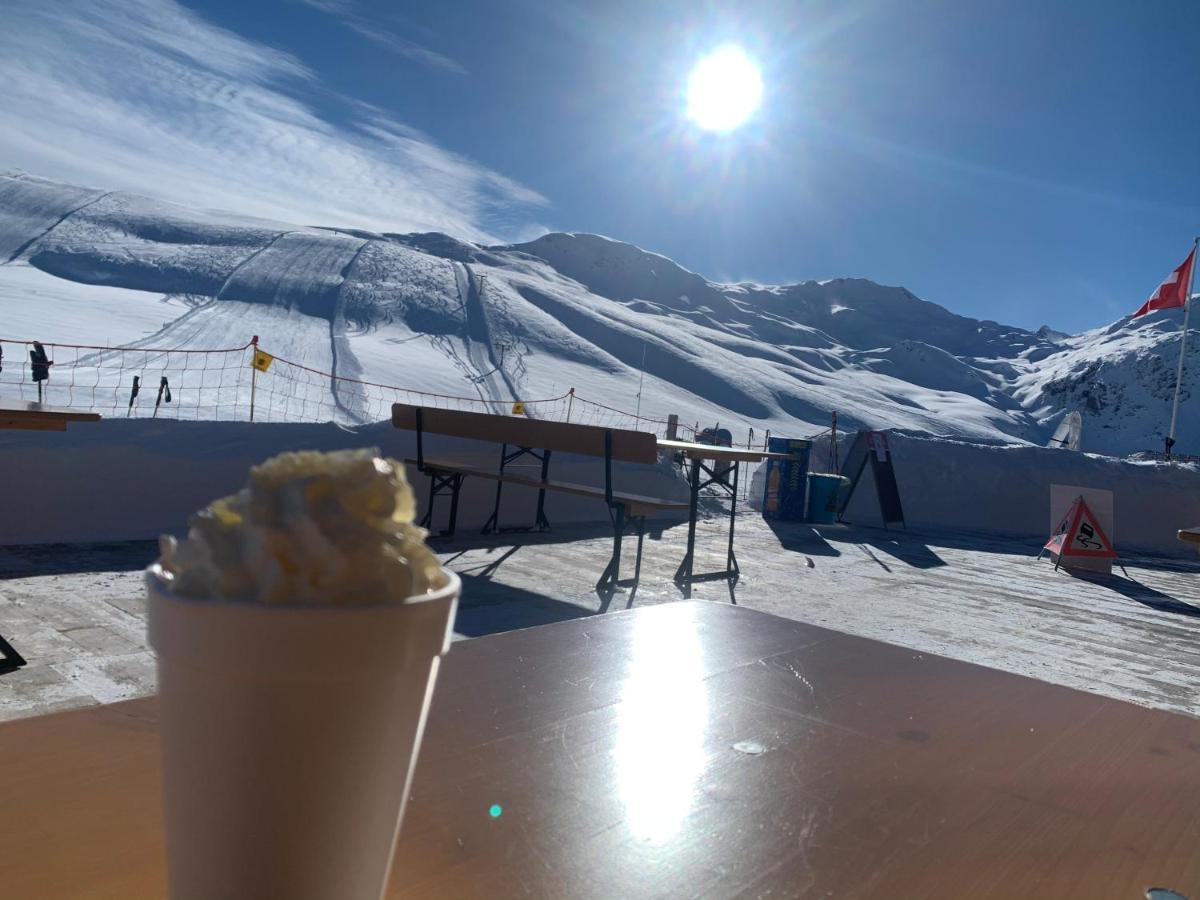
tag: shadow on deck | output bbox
[1070,570,1200,619]
[0,541,158,579]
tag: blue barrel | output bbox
[806,474,845,524]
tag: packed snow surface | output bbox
[1,171,1195,454]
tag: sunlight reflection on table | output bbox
[615,604,709,844]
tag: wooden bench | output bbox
[392,404,686,599]
[0,402,101,431]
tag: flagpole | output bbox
[1166,236,1200,458]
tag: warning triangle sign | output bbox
[1043,496,1117,560]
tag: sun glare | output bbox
[686,45,763,133]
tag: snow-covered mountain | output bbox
[1,170,1194,455]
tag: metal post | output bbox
[447,474,463,535]
[248,335,259,423]
[727,460,740,574]
[830,411,839,471]
[535,450,552,530]
[633,515,645,589]
[674,457,701,599]
[1166,237,1199,457]
[603,431,614,506]
[414,408,425,470]
[610,503,624,592]
[483,443,507,534]
[634,342,647,421]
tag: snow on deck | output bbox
[3,511,1200,723]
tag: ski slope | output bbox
[0,170,1194,455]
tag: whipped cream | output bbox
[158,448,447,605]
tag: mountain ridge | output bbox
[1,170,1195,455]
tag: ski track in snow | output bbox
[4,189,115,265]
[213,230,291,301]
[328,238,372,422]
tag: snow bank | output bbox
[3,417,1196,561]
[0,419,688,545]
[840,433,1200,557]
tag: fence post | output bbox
[566,388,575,423]
[249,335,259,422]
[667,414,679,440]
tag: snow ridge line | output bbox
[4,190,116,264]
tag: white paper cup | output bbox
[146,564,460,900]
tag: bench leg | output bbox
[420,476,436,530]
[421,471,464,537]
[595,503,625,600]
[483,481,504,534]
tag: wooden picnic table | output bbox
[658,438,796,597]
[1178,527,1200,545]
[390,405,802,601]
[393,404,686,600]
[0,401,101,431]
[3,601,1199,898]
[657,437,794,463]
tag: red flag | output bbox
[1132,246,1195,318]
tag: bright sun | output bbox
[686,45,763,132]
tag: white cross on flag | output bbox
[1132,246,1195,318]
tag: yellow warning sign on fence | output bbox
[251,349,274,372]
[511,401,526,416]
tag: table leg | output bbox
[483,444,506,534]
[534,450,552,531]
[674,458,700,599]
[447,474,463,536]
[633,515,645,587]
[611,502,624,591]
[727,461,740,576]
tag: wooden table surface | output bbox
[657,438,792,463]
[1179,527,1200,545]
[0,401,101,431]
[4,602,1200,899]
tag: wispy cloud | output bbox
[294,0,467,75]
[344,20,468,75]
[0,0,543,241]
[294,0,354,12]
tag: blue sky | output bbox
[1,0,1197,333]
